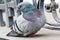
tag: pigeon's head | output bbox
[17,2,35,13]
[17,2,43,22]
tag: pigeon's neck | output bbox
[23,9,42,22]
[23,8,35,13]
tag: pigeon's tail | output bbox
[46,22,60,26]
[43,26,60,31]
[11,20,23,34]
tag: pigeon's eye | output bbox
[18,5,23,9]
[20,5,22,8]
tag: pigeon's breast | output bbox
[16,15,33,33]
[16,13,46,34]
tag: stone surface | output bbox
[0,38,8,40]
[0,26,60,40]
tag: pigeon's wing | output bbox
[33,9,42,17]
[14,15,31,33]
[11,15,24,34]
[23,9,42,22]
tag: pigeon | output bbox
[7,2,46,37]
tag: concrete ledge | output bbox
[0,1,16,10]
[0,27,60,40]
[0,4,5,10]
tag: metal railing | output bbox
[0,0,23,27]
[0,0,60,30]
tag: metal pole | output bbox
[33,0,37,8]
[8,8,14,27]
[39,0,44,14]
[4,0,9,27]
[0,10,5,26]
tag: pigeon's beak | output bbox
[17,5,22,11]
[17,2,25,11]
[17,5,25,14]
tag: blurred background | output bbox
[0,0,60,40]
